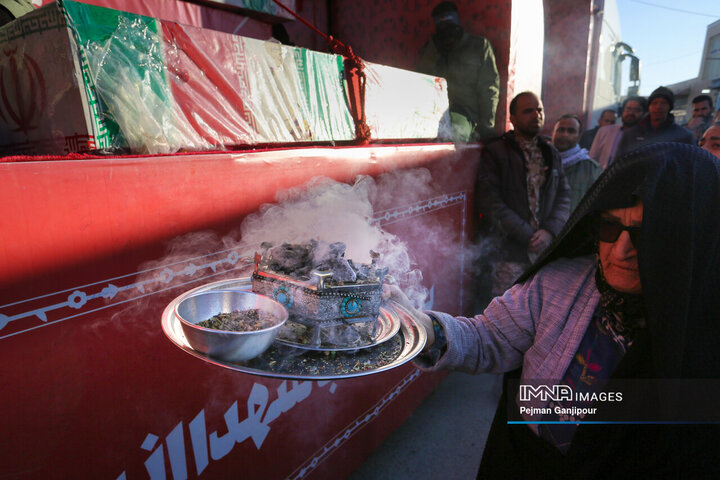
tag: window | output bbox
[703,33,720,81]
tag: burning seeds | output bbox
[197,309,275,331]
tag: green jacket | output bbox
[0,0,33,19]
[417,31,499,138]
[563,153,602,213]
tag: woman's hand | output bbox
[382,283,435,350]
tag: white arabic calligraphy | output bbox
[116,380,336,480]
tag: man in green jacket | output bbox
[417,1,499,142]
[0,0,33,27]
[552,114,602,212]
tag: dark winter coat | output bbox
[475,132,571,262]
[615,113,694,158]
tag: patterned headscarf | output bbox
[594,257,646,351]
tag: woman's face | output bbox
[598,202,644,294]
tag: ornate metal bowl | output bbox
[174,290,288,362]
[251,268,383,326]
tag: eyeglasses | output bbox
[594,218,641,247]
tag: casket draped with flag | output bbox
[0,0,449,156]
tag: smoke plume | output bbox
[240,175,427,307]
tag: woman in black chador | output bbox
[391,143,720,478]
[476,142,720,477]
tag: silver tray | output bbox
[161,278,426,380]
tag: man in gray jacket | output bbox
[476,91,571,294]
[0,0,33,26]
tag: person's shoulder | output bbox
[480,138,504,162]
[482,132,512,149]
[536,255,596,282]
[466,32,490,44]
[418,38,433,53]
[460,33,495,54]
[587,156,602,170]
[672,122,695,141]
[519,256,596,306]
[598,123,621,135]
[578,157,603,177]
[417,38,436,62]
[622,121,645,137]
[579,128,595,140]
[566,152,600,170]
[537,136,562,158]
[537,134,553,148]
[480,133,517,165]
[579,149,600,167]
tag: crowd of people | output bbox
[415,0,720,298]
[472,86,719,298]
[397,1,720,477]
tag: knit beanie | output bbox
[648,86,675,110]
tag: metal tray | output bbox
[161,278,426,380]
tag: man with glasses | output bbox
[387,143,720,477]
[589,96,646,169]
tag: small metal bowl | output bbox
[175,290,288,362]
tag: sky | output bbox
[617,0,720,96]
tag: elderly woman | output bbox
[388,143,720,477]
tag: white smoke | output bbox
[241,176,381,264]
[131,155,487,318]
[240,174,427,307]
